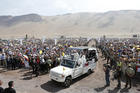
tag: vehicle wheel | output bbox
[51,79,56,82]
[87,69,92,75]
[63,77,72,88]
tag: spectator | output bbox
[4,81,16,93]
[116,65,122,88]
[103,64,110,87]
[0,80,4,93]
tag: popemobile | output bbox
[49,46,98,87]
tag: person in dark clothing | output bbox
[0,80,4,93]
[33,57,40,77]
[6,55,11,69]
[103,64,110,86]
[125,64,134,89]
[32,58,36,74]
[125,73,132,88]
[107,56,110,64]
[116,66,122,88]
[9,56,13,70]
[34,62,39,77]
[11,56,16,70]
[16,57,22,69]
[0,48,2,52]
[4,81,16,93]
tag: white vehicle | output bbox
[49,46,98,87]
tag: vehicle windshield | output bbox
[61,59,75,68]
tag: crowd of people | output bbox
[0,37,89,76]
[99,38,140,89]
[1,36,140,91]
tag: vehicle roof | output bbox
[69,46,97,50]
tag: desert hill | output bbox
[0,10,140,39]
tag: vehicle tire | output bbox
[87,69,92,75]
[51,79,56,82]
[63,77,72,88]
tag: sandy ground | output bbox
[0,53,140,93]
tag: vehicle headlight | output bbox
[58,74,65,78]
[61,74,65,78]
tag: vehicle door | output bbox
[74,61,83,78]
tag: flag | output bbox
[23,55,29,61]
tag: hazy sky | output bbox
[0,0,140,16]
